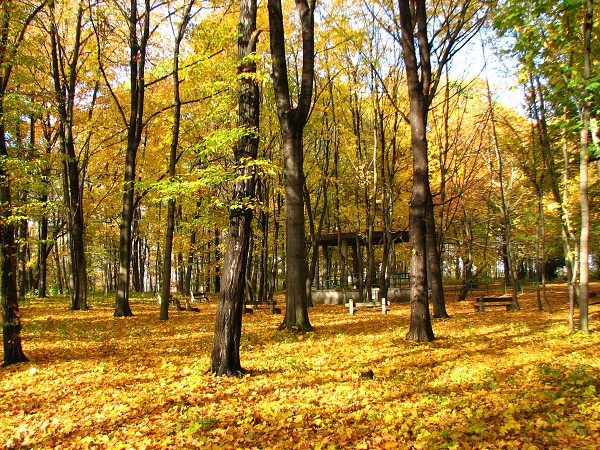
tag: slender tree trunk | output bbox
[17,192,28,299]
[54,233,63,294]
[536,190,552,312]
[577,0,593,333]
[486,78,519,309]
[37,129,53,298]
[131,209,142,293]
[160,0,195,321]
[49,0,88,311]
[258,181,269,305]
[211,0,260,376]
[115,0,150,317]
[427,189,449,318]
[38,211,48,297]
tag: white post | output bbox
[381,297,387,314]
[349,298,355,315]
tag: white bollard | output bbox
[381,297,387,314]
[349,298,355,315]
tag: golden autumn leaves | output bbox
[1,286,599,448]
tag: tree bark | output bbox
[160,0,195,321]
[0,0,45,365]
[49,0,89,311]
[1,120,28,366]
[398,0,434,342]
[427,188,449,318]
[268,0,315,332]
[485,77,520,310]
[211,0,260,376]
[578,0,593,333]
[115,0,151,317]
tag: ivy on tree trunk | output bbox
[211,0,261,376]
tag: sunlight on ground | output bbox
[1,285,599,449]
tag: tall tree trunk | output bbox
[0,0,45,365]
[532,75,578,328]
[578,0,593,333]
[211,0,260,376]
[268,0,315,332]
[115,0,150,317]
[257,179,269,305]
[281,126,312,330]
[399,0,434,342]
[49,0,88,311]
[160,0,195,321]
[37,125,53,298]
[486,78,520,310]
[0,120,28,366]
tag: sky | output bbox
[450,33,525,113]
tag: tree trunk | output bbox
[49,0,89,311]
[268,0,315,332]
[485,75,519,310]
[160,0,194,321]
[38,209,48,298]
[258,182,269,305]
[0,0,46,364]
[280,125,312,330]
[533,76,578,328]
[427,188,449,318]
[160,196,176,320]
[213,228,221,293]
[17,199,28,299]
[1,120,28,366]
[211,0,260,376]
[577,0,593,333]
[115,0,150,317]
[399,0,434,342]
[131,209,142,293]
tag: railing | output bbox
[316,272,410,289]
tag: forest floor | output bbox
[1,283,600,449]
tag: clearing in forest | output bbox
[1,284,599,449]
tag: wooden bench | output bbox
[346,298,390,315]
[244,301,281,314]
[190,290,208,303]
[474,296,514,312]
[156,293,177,307]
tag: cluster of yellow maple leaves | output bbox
[1,286,599,449]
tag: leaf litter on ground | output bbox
[1,283,600,449]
